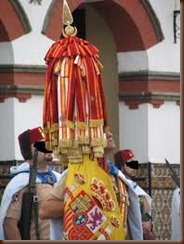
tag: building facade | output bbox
[0,0,180,240]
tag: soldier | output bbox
[0,127,61,240]
[170,187,180,240]
[112,149,155,240]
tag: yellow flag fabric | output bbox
[63,155,125,240]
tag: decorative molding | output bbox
[0,85,44,103]
[119,71,180,81]
[119,92,180,109]
[0,92,31,103]
[0,65,46,86]
[119,71,180,108]
[0,64,46,73]
[124,99,165,109]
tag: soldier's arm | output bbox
[39,172,66,219]
[4,218,22,240]
[39,194,64,219]
[3,189,25,240]
[142,221,155,240]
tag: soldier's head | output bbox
[18,127,53,164]
[114,149,139,178]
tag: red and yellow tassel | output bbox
[43,36,108,164]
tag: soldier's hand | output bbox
[142,221,155,240]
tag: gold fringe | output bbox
[52,138,59,146]
[92,146,104,154]
[89,119,104,128]
[68,154,83,163]
[68,158,83,163]
[50,123,59,132]
[44,122,58,131]
[94,152,104,158]
[54,153,69,165]
[78,136,90,145]
[65,120,74,129]
[77,122,87,129]
[45,142,52,151]
[44,122,108,165]
[44,127,50,134]
[73,140,79,148]
[90,137,105,147]
[82,145,91,154]
[59,138,74,148]
[65,148,81,155]
[103,141,107,148]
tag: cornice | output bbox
[120,92,180,100]
[119,71,180,81]
[0,85,44,102]
[0,64,46,73]
[119,92,180,109]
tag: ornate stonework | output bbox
[135,163,180,240]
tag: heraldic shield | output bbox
[63,156,125,240]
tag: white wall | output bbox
[148,102,180,164]
[119,102,180,164]
[0,99,15,160]
[19,0,52,33]
[148,0,180,72]
[0,96,44,161]
[14,95,44,160]
[119,103,149,163]
[11,33,53,65]
[149,0,180,42]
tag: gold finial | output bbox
[62,0,73,25]
[62,0,77,37]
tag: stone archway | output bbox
[0,0,31,41]
[42,0,163,51]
